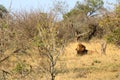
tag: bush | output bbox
[107,27,120,46]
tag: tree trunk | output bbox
[101,41,107,55]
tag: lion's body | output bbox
[76,43,98,55]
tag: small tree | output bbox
[86,0,104,16]
[63,0,104,19]
[34,11,65,80]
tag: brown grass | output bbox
[0,39,120,80]
[56,39,120,80]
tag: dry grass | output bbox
[56,39,120,80]
[0,39,120,80]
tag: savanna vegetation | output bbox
[0,0,120,80]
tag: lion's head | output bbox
[76,43,87,55]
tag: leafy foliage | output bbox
[63,0,104,19]
[0,4,8,18]
[86,0,104,11]
[99,5,120,46]
[0,4,7,12]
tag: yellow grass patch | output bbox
[0,39,120,80]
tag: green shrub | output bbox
[14,63,26,74]
[107,27,120,46]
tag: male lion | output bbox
[76,43,98,55]
[75,43,88,55]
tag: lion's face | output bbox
[76,43,87,55]
[76,43,86,52]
